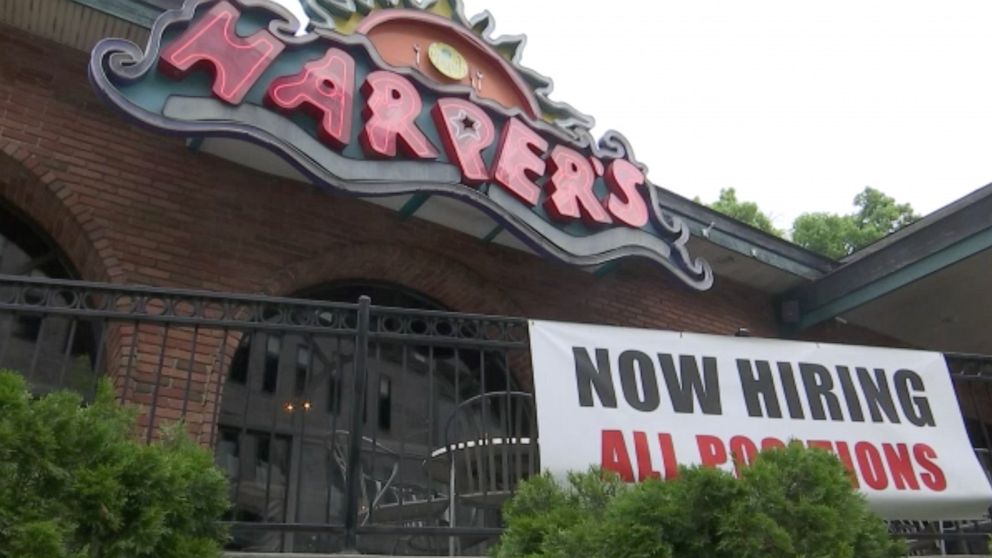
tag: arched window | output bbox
[0,203,99,396]
[215,281,517,553]
[0,204,75,278]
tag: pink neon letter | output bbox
[159,1,284,105]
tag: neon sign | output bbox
[89,0,713,290]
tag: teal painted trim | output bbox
[594,261,619,278]
[480,225,502,243]
[70,0,832,282]
[398,193,431,219]
[67,0,829,282]
[69,0,829,282]
[792,226,992,332]
[186,137,204,152]
[70,0,159,27]
[693,224,825,280]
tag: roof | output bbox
[782,182,992,353]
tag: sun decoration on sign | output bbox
[427,42,468,80]
[298,0,597,141]
[88,0,715,291]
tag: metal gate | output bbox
[0,272,988,555]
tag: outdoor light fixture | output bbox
[283,400,313,413]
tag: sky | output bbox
[275,0,992,231]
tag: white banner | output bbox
[529,320,992,520]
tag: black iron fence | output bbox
[0,272,989,555]
[0,273,531,555]
[901,353,992,556]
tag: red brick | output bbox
[0,22,905,441]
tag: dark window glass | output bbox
[327,368,340,415]
[256,436,270,464]
[229,345,249,384]
[295,346,309,396]
[0,204,99,397]
[378,376,392,431]
[215,280,520,552]
[0,204,72,278]
[261,336,280,394]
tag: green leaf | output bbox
[792,187,918,258]
[707,188,784,237]
[495,445,904,558]
[0,370,229,558]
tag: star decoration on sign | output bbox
[449,110,480,141]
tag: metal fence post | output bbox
[0,274,539,550]
[343,295,371,552]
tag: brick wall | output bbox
[0,23,899,435]
[0,25,782,331]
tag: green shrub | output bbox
[0,370,230,558]
[495,443,904,558]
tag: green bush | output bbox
[495,443,904,558]
[0,370,230,558]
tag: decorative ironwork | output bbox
[0,273,358,334]
[0,273,989,554]
[0,273,531,555]
[894,352,992,556]
[369,306,528,348]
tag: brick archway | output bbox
[260,241,527,317]
[0,141,155,434]
[0,140,120,282]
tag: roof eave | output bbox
[781,181,992,332]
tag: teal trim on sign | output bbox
[398,194,431,219]
[791,226,992,332]
[481,225,503,243]
[71,0,159,27]
[69,0,838,282]
[594,261,619,278]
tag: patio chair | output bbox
[441,391,539,515]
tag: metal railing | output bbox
[0,273,990,555]
[0,273,529,555]
[899,353,992,556]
